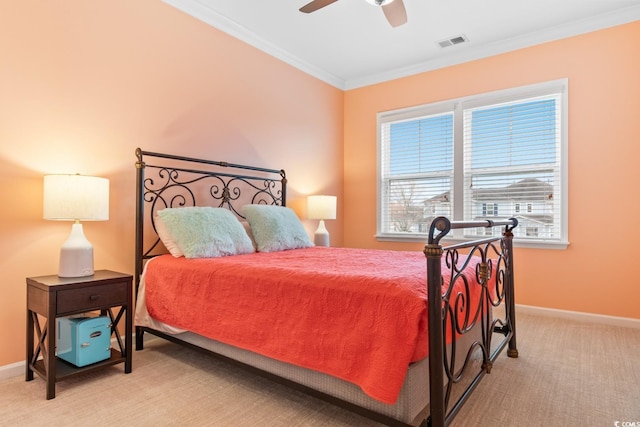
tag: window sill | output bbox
[375,234,569,250]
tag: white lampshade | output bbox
[307,195,337,247]
[307,195,337,221]
[43,174,110,277]
[43,174,109,221]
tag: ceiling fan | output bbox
[299,0,408,28]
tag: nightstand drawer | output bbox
[57,282,128,314]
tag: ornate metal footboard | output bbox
[425,217,518,427]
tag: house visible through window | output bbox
[482,203,498,216]
[377,79,568,248]
[526,227,539,237]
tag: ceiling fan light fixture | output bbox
[365,0,395,6]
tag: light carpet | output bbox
[1,312,639,426]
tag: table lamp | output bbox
[307,195,337,247]
[43,174,109,277]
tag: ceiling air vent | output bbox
[437,34,469,48]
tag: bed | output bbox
[133,148,519,427]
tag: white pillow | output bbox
[242,204,313,252]
[157,207,254,258]
[155,215,184,257]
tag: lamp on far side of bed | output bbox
[43,174,109,278]
[307,195,337,247]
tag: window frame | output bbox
[376,79,569,249]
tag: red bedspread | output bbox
[143,247,480,404]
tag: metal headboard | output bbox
[134,148,287,285]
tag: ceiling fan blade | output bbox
[299,0,340,13]
[382,0,407,27]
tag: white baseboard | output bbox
[0,360,24,381]
[516,304,640,329]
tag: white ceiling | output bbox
[163,0,640,90]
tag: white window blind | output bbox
[377,80,568,248]
[379,103,454,234]
[463,94,562,241]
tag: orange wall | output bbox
[344,22,640,320]
[0,0,343,366]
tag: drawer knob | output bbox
[89,295,100,301]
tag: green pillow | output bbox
[157,207,254,258]
[242,205,313,252]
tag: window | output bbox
[377,80,568,248]
[526,227,539,237]
[482,203,498,217]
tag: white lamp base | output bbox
[313,219,330,247]
[58,222,95,277]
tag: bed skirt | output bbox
[156,330,430,424]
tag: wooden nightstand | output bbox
[25,270,133,399]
